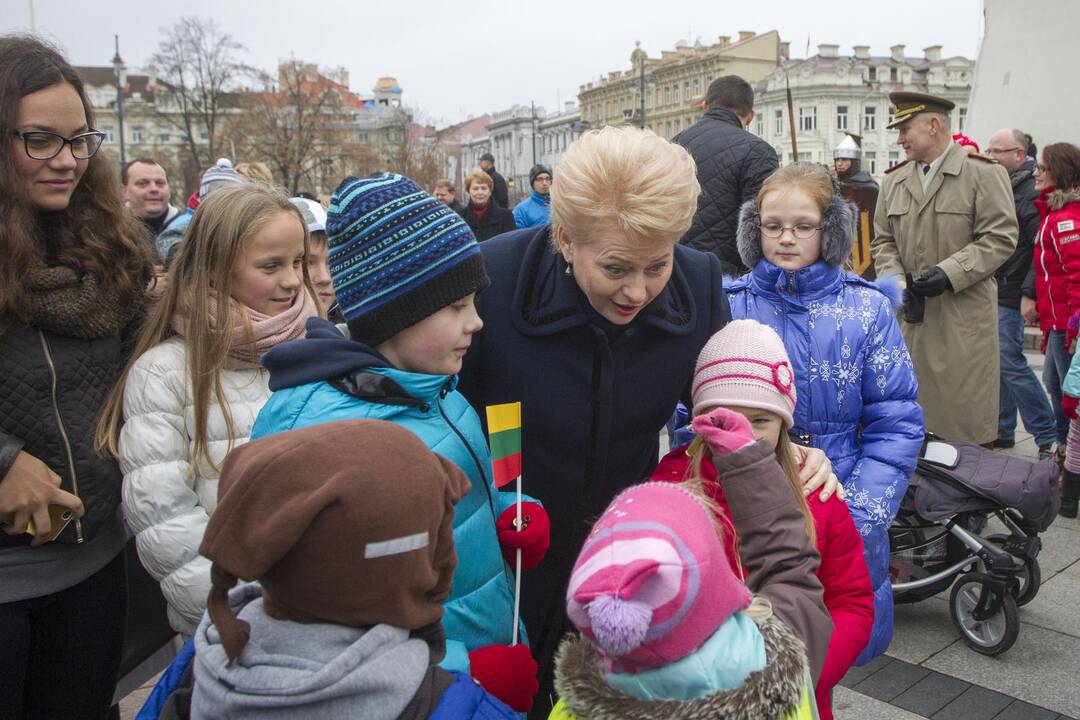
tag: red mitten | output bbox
[496,502,549,571]
[468,643,539,712]
[690,407,756,456]
[1064,394,1079,420]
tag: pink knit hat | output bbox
[691,319,797,427]
[565,482,753,674]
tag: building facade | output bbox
[538,101,582,171]
[577,31,782,140]
[752,44,975,180]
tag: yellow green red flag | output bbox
[486,402,521,488]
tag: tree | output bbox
[152,17,248,169]
[224,59,379,198]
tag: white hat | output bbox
[290,197,327,234]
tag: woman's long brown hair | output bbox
[0,35,151,332]
[96,183,319,470]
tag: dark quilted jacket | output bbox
[675,107,780,276]
[0,323,135,546]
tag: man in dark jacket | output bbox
[988,128,1057,457]
[479,152,510,209]
[675,75,779,276]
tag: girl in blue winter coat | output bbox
[726,162,924,662]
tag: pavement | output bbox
[120,345,1079,719]
[834,347,1080,720]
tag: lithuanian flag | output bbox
[486,402,521,488]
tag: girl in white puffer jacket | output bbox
[97,184,318,634]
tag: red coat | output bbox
[651,445,874,720]
[1033,187,1080,333]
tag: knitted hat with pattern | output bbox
[326,173,489,346]
[566,482,753,674]
[198,158,244,200]
[691,319,797,427]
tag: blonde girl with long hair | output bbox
[97,183,318,634]
[652,318,875,720]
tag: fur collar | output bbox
[736,196,857,269]
[553,614,809,720]
[1048,188,1080,212]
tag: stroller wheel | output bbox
[949,573,1019,655]
[986,535,1043,606]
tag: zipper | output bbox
[38,331,84,542]
[786,270,796,294]
[1037,215,1058,321]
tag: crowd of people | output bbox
[1,32,1076,720]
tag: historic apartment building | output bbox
[752,44,975,180]
[577,31,783,139]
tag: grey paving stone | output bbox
[839,654,893,688]
[931,685,1012,720]
[1015,567,1080,638]
[890,597,963,664]
[991,699,1062,720]
[853,658,930,703]
[892,671,970,716]
[924,621,1080,717]
[833,686,929,719]
[1033,523,1080,575]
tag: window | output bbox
[867,152,877,175]
[958,107,967,133]
[684,81,690,100]
[674,84,680,103]
[868,66,877,81]
[887,105,895,126]
[103,127,114,143]
[889,151,901,167]
[158,129,171,143]
[890,67,898,82]
[836,105,848,131]
[797,151,812,162]
[863,106,876,131]
[755,114,765,136]
[798,106,817,132]
[131,127,143,143]
[665,86,672,105]
[693,78,700,97]
[358,130,368,143]
[775,109,784,135]
[198,128,209,141]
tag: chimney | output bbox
[717,35,731,46]
[853,45,871,59]
[891,44,905,61]
[146,63,157,87]
[923,45,942,62]
[818,44,839,58]
[780,41,790,60]
[738,31,756,42]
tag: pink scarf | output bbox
[171,289,317,369]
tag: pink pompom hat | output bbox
[565,482,753,674]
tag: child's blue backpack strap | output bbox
[429,670,520,719]
[136,637,195,720]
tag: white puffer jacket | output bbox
[119,337,270,634]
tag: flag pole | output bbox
[512,473,523,646]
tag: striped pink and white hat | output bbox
[691,319,796,427]
[565,482,753,674]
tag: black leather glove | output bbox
[911,267,953,297]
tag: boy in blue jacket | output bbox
[250,174,548,713]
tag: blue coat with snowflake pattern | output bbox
[727,258,924,663]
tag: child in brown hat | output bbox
[190,419,519,720]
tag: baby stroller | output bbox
[888,435,1060,656]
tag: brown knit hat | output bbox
[200,419,471,661]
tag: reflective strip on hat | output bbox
[364,531,430,558]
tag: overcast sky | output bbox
[3,0,982,126]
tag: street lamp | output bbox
[112,34,126,173]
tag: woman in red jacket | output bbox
[1033,142,1080,512]
[651,319,873,720]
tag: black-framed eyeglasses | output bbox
[759,222,822,240]
[11,129,106,160]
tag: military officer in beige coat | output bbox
[872,92,1018,444]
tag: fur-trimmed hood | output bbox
[553,614,811,720]
[1047,188,1080,212]
[736,197,858,269]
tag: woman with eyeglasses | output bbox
[1032,143,1080,516]
[724,163,924,681]
[0,36,152,719]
